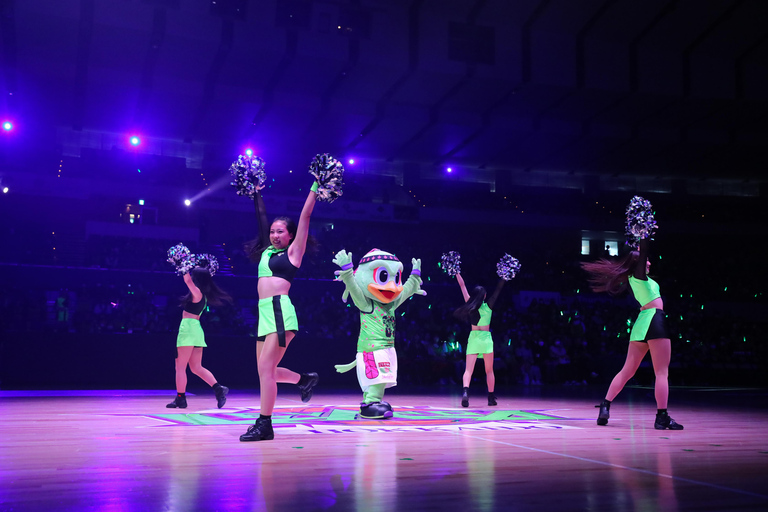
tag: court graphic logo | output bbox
[114,405,582,434]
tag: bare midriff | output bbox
[640,297,664,311]
[258,276,291,299]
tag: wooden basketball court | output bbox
[1,387,767,511]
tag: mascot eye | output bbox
[373,267,389,285]
[397,270,402,286]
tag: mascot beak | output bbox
[367,281,403,304]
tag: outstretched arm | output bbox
[487,279,505,310]
[391,258,425,309]
[456,273,470,303]
[333,250,372,311]
[633,239,650,281]
[288,182,318,268]
[254,186,270,248]
[183,273,203,303]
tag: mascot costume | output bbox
[333,249,425,419]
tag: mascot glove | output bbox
[411,258,421,272]
[333,250,353,269]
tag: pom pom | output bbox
[624,195,657,248]
[440,251,461,277]
[496,254,521,281]
[308,153,344,203]
[194,253,219,277]
[167,243,195,276]
[167,243,192,271]
[230,154,266,198]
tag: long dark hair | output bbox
[454,285,486,325]
[580,250,640,296]
[245,216,318,262]
[180,268,233,307]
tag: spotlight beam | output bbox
[187,171,233,203]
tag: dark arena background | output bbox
[1,1,767,511]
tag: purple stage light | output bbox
[2,187,8,194]
[447,167,453,173]
[130,136,141,146]
[245,148,253,156]
[348,158,355,165]
[2,121,12,131]
[184,199,191,206]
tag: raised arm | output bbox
[333,250,372,311]
[288,183,318,267]
[183,273,203,302]
[254,186,270,248]
[391,258,425,309]
[456,273,470,303]
[486,279,505,310]
[633,239,650,281]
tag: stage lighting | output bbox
[130,136,141,146]
[447,167,453,173]
[184,199,191,206]
[348,158,355,165]
[2,187,8,193]
[245,148,253,156]
[139,199,145,206]
[2,121,12,131]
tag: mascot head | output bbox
[353,249,404,304]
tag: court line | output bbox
[457,432,768,501]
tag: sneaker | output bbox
[166,394,187,409]
[359,402,394,419]
[654,412,684,430]
[461,388,469,408]
[298,372,319,403]
[596,400,610,426]
[215,385,229,409]
[488,392,497,406]
[239,417,274,441]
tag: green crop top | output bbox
[628,276,660,306]
[475,302,492,327]
[258,246,298,282]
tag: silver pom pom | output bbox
[308,153,344,203]
[625,195,657,248]
[497,254,521,281]
[440,251,461,277]
[230,154,267,198]
[194,253,219,277]
[167,243,195,276]
[167,243,190,265]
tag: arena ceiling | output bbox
[2,0,767,188]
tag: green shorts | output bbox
[630,308,669,342]
[467,330,493,356]
[258,295,298,347]
[177,318,206,347]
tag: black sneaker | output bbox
[166,395,187,409]
[461,388,469,408]
[240,418,274,441]
[488,392,497,406]
[654,413,684,430]
[596,400,610,426]
[359,402,393,419]
[215,385,229,409]
[298,372,319,403]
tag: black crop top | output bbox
[184,296,207,315]
[258,247,299,282]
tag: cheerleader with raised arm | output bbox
[166,247,232,409]
[581,197,683,430]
